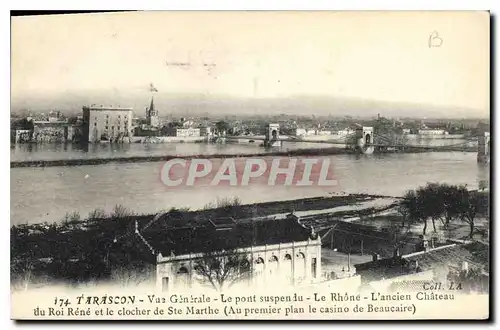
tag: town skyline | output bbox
[11,92,490,120]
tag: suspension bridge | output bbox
[227,124,490,163]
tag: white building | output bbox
[292,128,307,137]
[418,129,449,135]
[306,129,317,136]
[136,214,322,291]
[335,128,356,136]
[165,127,201,137]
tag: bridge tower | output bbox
[355,126,375,154]
[265,123,282,148]
[477,132,490,164]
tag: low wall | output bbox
[405,134,466,140]
[130,136,206,143]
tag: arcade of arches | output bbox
[156,240,322,291]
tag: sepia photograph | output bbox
[9,10,490,320]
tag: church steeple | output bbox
[146,95,160,128]
[149,96,156,116]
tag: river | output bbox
[10,137,477,162]
[10,141,488,225]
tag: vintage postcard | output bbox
[10,11,490,320]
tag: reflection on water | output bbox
[11,149,489,225]
[10,142,266,161]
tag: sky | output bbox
[11,11,490,117]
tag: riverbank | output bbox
[10,188,489,288]
[10,193,397,286]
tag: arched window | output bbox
[177,267,190,287]
[269,255,279,263]
[254,257,265,284]
[283,254,293,284]
[268,255,279,277]
[177,267,189,275]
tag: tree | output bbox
[110,204,135,237]
[414,187,430,235]
[67,116,79,125]
[12,118,34,130]
[11,258,34,291]
[479,180,489,191]
[193,240,251,291]
[456,187,480,238]
[420,183,446,233]
[438,184,461,227]
[87,208,107,221]
[215,121,230,135]
[203,196,243,219]
[401,183,487,238]
[398,190,418,228]
[110,264,155,287]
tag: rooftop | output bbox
[139,214,317,257]
[354,242,489,281]
[83,105,133,111]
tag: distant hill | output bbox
[10,91,489,120]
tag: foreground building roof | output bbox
[138,214,318,257]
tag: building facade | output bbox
[199,126,212,137]
[136,214,322,291]
[164,127,201,137]
[82,105,133,142]
[418,129,449,135]
[11,129,32,143]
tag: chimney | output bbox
[431,236,437,249]
[462,261,469,273]
[422,239,429,252]
[372,253,380,262]
[393,248,401,258]
[419,235,429,252]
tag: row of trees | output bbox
[398,183,489,238]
